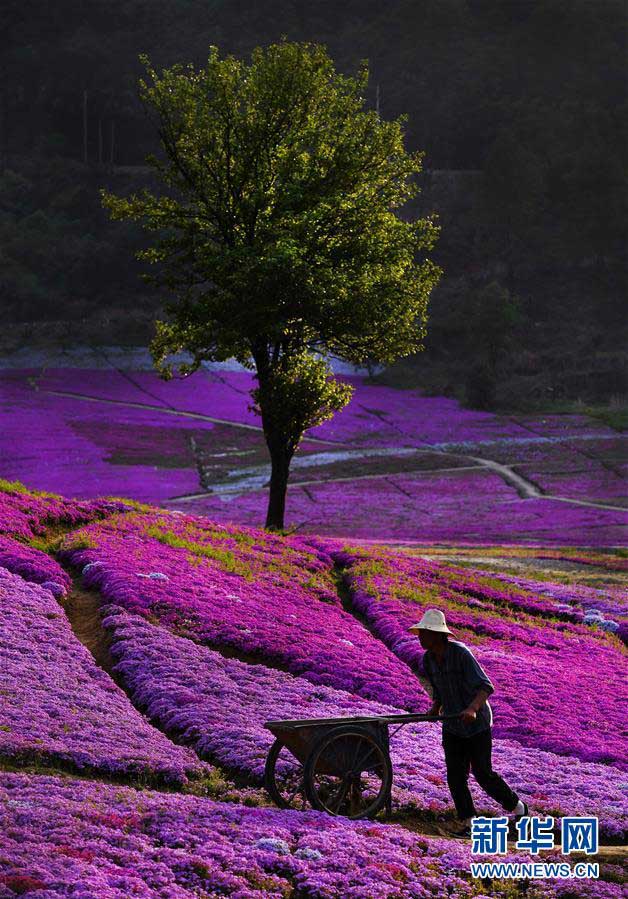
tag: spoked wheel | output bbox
[264,739,308,810]
[303,726,392,819]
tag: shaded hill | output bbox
[1,0,626,406]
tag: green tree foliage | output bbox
[102,41,441,528]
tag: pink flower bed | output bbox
[0,566,204,785]
[182,472,628,546]
[0,535,70,596]
[104,604,627,838]
[28,367,613,448]
[36,366,261,428]
[494,573,627,623]
[370,556,626,636]
[331,547,628,769]
[62,510,428,710]
[3,368,626,546]
[5,772,616,899]
[0,480,126,541]
[0,378,204,503]
[531,471,627,504]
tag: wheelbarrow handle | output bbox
[384,712,467,726]
[426,714,462,721]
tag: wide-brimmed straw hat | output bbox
[408,608,452,634]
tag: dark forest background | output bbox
[1,0,626,413]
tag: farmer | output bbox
[409,608,528,837]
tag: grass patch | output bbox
[105,496,154,513]
[144,525,254,579]
[58,532,98,551]
[0,478,62,499]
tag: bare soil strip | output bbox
[53,569,265,798]
[61,580,116,673]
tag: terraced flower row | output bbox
[1,773,623,899]
[103,604,627,838]
[62,510,428,710]
[0,535,70,596]
[0,479,127,541]
[331,546,628,770]
[386,554,626,638]
[420,544,628,573]
[0,566,204,785]
[495,574,627,631]
[183,470,627,546]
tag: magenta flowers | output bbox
[102,604,626,838]
[1,772,623,898]
[63,510,428,710]
[0,566,204,785]
[331,546,628,770]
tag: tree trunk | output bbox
[251,342,297,532]
[265,442,291,531]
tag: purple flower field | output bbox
[102,604,627,837]
[1,366,626,544]
[0,478,127,542]
[331,547,628,769]
[63,510,428,710]
[0,359,626,898]
[0,772,623,899]
[184,472,628,546]
[0,535,70,595]
[0,565,204,784]
[493,573,627,623]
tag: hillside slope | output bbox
[0,481,626,895]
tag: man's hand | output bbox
[427,701,442,718]
[460,707,477,725]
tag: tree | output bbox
[103,41,441,529]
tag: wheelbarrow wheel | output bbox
[264,738,307,810]
[303,726,392,820]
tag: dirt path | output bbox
[467,456,626,512]
[61,581,116,673]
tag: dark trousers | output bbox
[443,728,519,820]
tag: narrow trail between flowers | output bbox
[57,566,248,743]
[60,579,116,674]
[3,513,624,857]
[49,552,453,837]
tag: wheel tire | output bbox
[303,726,392,820]
[264,738,306,809]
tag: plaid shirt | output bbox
[423,639,495,737]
